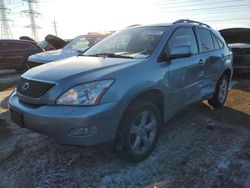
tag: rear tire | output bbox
[208,74,229,108]
[116,100,161,162]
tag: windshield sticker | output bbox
[143,31,164,36]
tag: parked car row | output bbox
[1,28,249,75]
[9,19,233,162]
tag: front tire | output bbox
[116,101,161,162]
[208,74,229,108]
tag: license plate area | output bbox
[10,108,24,127]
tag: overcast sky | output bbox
[4,0,250,41]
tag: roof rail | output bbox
[173,19,211,28]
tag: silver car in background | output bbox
[28,34,108,68]
[9,20,233,162]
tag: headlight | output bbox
[56,79,114,105]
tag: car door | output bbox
[2,41,25,70]
[0,42,5,69]
[195,27,224,98]
[164,26,204,114]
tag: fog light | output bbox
[69,126,97,137]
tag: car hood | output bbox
[219,28,250,44]
[28,49,79,63]
[23,56,145,82]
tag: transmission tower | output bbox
[21,0,41,41]
[52,19,58,36]
[0,0,12,39]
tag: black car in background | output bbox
[0,39,44,71]
[220,28,250,75]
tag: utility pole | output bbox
[21,0,41,41]
[52,19,58,36]
[0,0,12,39]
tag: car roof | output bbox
[0,39,37,44]
[130,20,214,30]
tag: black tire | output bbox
[208,74,229,108]
[116,100,161,162]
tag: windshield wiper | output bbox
[86,53,134,59]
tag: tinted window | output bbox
[0,42,7,50]
[216,37,224,49]
[211,33,220,50]
[13,42,36,50]
[197,28,214,52]
[167,27,198,54]
[0,41,36,51]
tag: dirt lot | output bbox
[0,78,249,188]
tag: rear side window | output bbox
[197,28,214,52]
[211,33,225,50]
[0,42,7,50]
[167,27,198,54]
[13,42,37,50]
[211,33,220,50]
[216,37,224,49]
[0,41,36,51]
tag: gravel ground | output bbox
[0,79,249,188]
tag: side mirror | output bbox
[159,45,192,62]
[169,45,192,59]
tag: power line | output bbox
[21,0,41,41]
[157,2,250,13]
[0,0,12,39]
[155,0,247,9]
[155,0,201,5]
[202,17,250,23]
[161,6,250,17]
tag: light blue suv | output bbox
[9,20,233,162]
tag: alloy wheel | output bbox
[129,110,157,155]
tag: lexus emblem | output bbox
[22,82,30,91]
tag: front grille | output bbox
[17,77,55,98]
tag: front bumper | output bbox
[8,92,123,146]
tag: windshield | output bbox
[38,41,47,49]
[63,36,89,52]
[84,27,166,59]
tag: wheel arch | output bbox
[120,88,165,125]
[223,68,232,80]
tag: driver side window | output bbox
[167,27,198,54]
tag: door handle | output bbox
[199,59,205,65]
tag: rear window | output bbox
[197,28,214,52]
